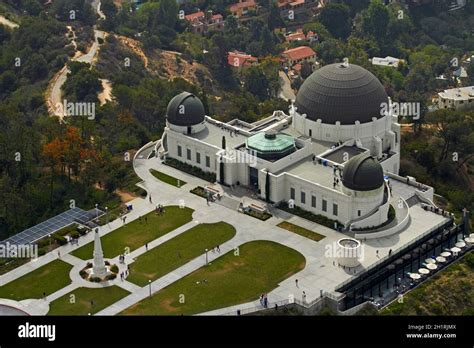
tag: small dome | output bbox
[295,63,388,125]
[166,92,205,127]
[342,154,384,191]
[246,131,296,160]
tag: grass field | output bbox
[48,286,130,315]
[127,222,236,286]
[72,206,194,260]
[0,260,72,300]
[277,221,325,242]
[121,240,306,315]
[382,252,474,315]
[150,169,186,187]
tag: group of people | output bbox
[210,245,220,253]
[120,269,129,281]
[155,204,165,215]
[118,254,126,264]
[259,293,269,308]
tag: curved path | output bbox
[45,2,106,120]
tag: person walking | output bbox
[149,195,152,203]
[295,279,299,288]
[388,249,392,256]
[145,243,148,251]
[302,291,306,303]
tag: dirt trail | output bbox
[115,34,149,68]
[98,78,113,105]
[0,15,18,29]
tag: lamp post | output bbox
[205,248,208,265]
[48,234,52,250]
[105,206,109,225]
[95,203,99,221]
[148,279,152,297]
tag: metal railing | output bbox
[336,219,456,291]
[223,291,341,316]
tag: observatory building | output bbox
[159,63,435,235]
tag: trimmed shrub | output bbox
[105,273,117,281]
[52,234,67,246]
[164,158,216,183]
[276,202,340,230]
[110,264,119,273]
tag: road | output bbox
[278,70,296,102]
[45,1,106,119]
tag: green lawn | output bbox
[121,240,306,315]
[0,260,72,300]
[48,286,130,315]
[381,252,474,315]
[277,221,326,242]
[128,222,236,286]
[72,206,194,260]
[150,169,186,187]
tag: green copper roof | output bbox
[246,131,295,153]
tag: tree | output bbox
[243,66,270,100]
[362,0,389,44]
[158,0,178,29]
[319,3,351,40]
[43,139,65,208]
[468,61,474,86]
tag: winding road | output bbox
[45,1,106,120]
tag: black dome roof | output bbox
[295,63,388,125]
[166,92,205,127]
[342,154,384,191]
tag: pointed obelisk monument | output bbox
[92,228,107,277]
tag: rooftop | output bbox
[228,50,257,67]
[229,0,256,11]
[283,46,316,61]
[275,156,343,193]
[438,86,474,100]
[187,120,248,149]
[322,145,366,164]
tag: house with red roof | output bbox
[285,29,318,43]
[277,0,319,18]
[282,46,316,67]
[228,51,258,69]
[184,10,224,34]
[229,0,257,18]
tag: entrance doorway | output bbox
[249,166,259,190]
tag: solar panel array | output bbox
[1,207,104,245]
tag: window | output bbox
[301,191,306,204]
[205,155,210,168]
[290,188,295,200]
[177,145,182,157]
[309,129,312,137]
[186,148,191,160]
[322,199,327,212]
[358,210,361,217]
[311,195,316,208]
[196,152,201,164]
[333,203,338,216]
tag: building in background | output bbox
[436,86,474,111]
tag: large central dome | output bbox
[295,63,388,125]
